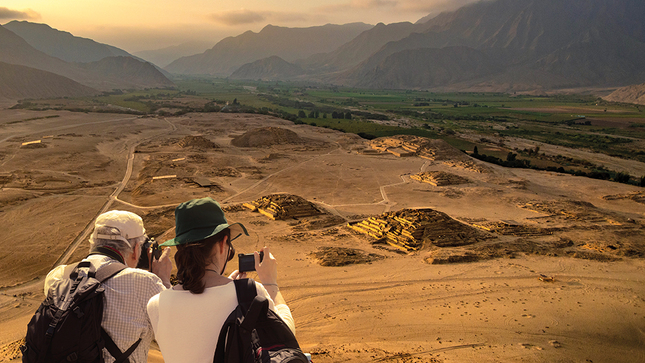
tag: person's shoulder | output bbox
[147,290,161,308]
[119,267,163,283]
[44,264,68,295]
[46,264,67,278]
[116,267,166,296]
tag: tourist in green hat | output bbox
[146,197,296,362]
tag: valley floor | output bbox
[1,110,644,362]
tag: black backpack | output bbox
[214,279,308,363]
[21,260,141,363]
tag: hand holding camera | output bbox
[255,247,279,286]
[137,238,161,270]
[137,237,172,287]
[238,247,278,285]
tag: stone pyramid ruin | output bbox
[231,127,305,147]
[411,171,471,186]
[243,194,323,220]
[176,135,218,149]
[369,135,466,160]
[348,208,488,252]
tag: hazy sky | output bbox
[0,0,480,52]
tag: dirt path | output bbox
[0,116,139,145]
[1,118,176,294]
[222,145,342,204]
[52,143,136,267]
[54,118,177,266]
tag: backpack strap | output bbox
[213,318,228,363]
[68,260,125,283]
[101,329,141,363]
[240,297,269,332]
[69,261,95,280]
[94,262,127,283]
[213,279,259,363]
[234,279,268,333]
[233,278,258,312]
[92,261,140,363]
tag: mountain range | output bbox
[164,23,373,76]
[4,21,133,63]
[0,22,174,99]
[133,42,212,68]
[173,0,645,92]
[230,56,305,81]
[2,0,645,99]
[0,61,97,100]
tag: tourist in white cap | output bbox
[43,210,172,363]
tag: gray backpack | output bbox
[21,261,140,363]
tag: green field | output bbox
[11,78,645,184]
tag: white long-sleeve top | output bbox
[147,280,295,363]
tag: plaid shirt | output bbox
[44,255,166,363]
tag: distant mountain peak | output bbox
[230,56,304,81]
[0,24,174,91]
[165,22,373,76]
[4,20,133,63]
[336,0,645,91]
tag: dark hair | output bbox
[175,228,231,294]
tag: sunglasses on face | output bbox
[226,241,235,262]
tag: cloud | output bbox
[0,7,41,20]
[80,23,229,53]
[208,9,314,27]
[398,0,481,12]
[269,12,312,23]
[316,0,479,14]
[209,9,266,26]
[317,0,398,13]
[351,0,398,9]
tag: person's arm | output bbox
[262,284,287,306]
[255,247,279,300]
[254,247,295,334]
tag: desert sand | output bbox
[1,110,644,362]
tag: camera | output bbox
[137,237,162,270]
[238,251,264,272]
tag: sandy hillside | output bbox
[603,83,645,106]
[1,110,644,363]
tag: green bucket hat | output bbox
[161,197,248,246]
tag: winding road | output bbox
[53,118,178,266]
[0,117,176,293]
[2,117,423,292]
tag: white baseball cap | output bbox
[91,210,146,248]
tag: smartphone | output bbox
[238,251,264,272]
